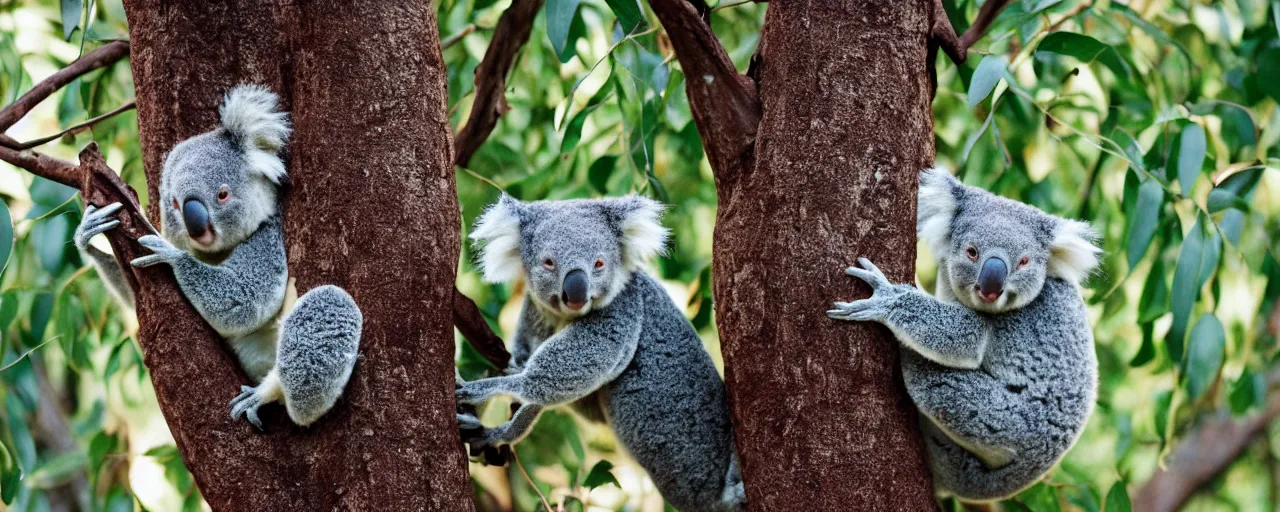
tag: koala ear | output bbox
[917,167,962,257]
[470,194,527,283]
[606,195,669,270]
[220,84,291,185]
[1047,218,1101,284]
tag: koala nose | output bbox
[182,199,212,241]
[977,257,1007,303]
[562,269,589,311]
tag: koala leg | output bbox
[274,285,363,427]
[716,449,747,512]
[921,419,1042,502]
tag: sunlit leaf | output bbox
[60,0,82,40]
[1176,124,1205,194]
[1104,481,1131,512]
[1183,313,1224,399]
[603,0,647,33]
[1036,32,1131,80]
[547,0,584,63]
[1125,177,1162,268]
[967,56,1006,108]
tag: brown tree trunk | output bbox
[651,0,938,509]
[121,1,474,509]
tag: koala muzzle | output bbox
[977,257,1007,303]
[182,198,214,244]
[562,269,589,311]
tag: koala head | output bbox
[470,194,668,319]
[917,167,1100,313]
[158,84,290,258]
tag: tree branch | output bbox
[931,0,1012,66]
[453,0,544,167]
[0,41,130,132]
[1134,370,1280,512]
[0,144,83,188]
[453,287,509,370]
[648,0,760,188]
[8,100,137,150]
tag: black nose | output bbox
[182,199,210,239]
[562,269,588,310]
[977,257,1007,302]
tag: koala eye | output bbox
[594,259,605,270]
[216,185,231,203]
[965,246,979,261]
[1017,255,1030,269]
[542,258,555,270]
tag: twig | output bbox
[10,100,137,150]
[0,337,56,372]
[513,451,554,512]
[0,41,129,132]
[442,24,479,50]
[454,0,545,167]
[712,0,754,11]
[928,0,1012,96]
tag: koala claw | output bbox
[74,202,124,249]
[844,257,890,289]
[456,412,485,431]
[827,300,884,322]
[229,384,267,430]
[131,235,183,268]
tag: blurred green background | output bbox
[1,0,1278,510]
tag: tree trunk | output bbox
[651,0,938,509]
[122,1,473,509]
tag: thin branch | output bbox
[442,24,479,50]
[9,100,137,150]
[453,287,510,370]
[0,41,129,132]
[929,0,1012,97]
[454,0,545,167]
[0,144,83,188]
[648,0,760,188]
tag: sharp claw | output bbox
[246,410,263,430]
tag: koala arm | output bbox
[74,203,135,307]
[132,217,288,339]
[457,284,644,407]
[509,296,555,370]
[829,258,990,369]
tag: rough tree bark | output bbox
[115,1,474,509]
[650,0,939,509]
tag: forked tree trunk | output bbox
[121,1,473,509]
[651,0,938,509]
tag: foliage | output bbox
[0,0,1277,511]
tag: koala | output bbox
[827,167,1100,502]
[74,85,362,428]
[454,195,744,512]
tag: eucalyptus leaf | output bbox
[1183,313,1224,399]
[1104,481,1132,512]
[1126,178,1162,268]
[60,0,82,40]
[1167,215,1219,362]
[1176,124,1205,194]
[603,0,647,33]
[967,56,1006,108]
[1036,32,1131,79]
[547,0,583,63]
[582,460,620,489]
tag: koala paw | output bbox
[229,384,270,430]
[457,416,513,466]
[827,257,903,323]
[130,235,184,268]
[74,203,123,250]
[455,379,495,406]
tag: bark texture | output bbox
[652,0,938,508]
[122,1,474,509]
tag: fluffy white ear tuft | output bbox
[610,196,669,270]
[220,84,291,185]
[917,167,960,258]
[470,195,526,283]
[1048,219,1101,284]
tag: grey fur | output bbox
[458,195,744,512]
[827,168,1100,502]
[74,85,362,428]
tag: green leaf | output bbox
[1137,258,1168,324]
[562,496,585,512]
[1036,32,1131,79]
[1167,215,1219,363]
[604,0,647,33]
[1176,124,1205,194]
[1258,46,1280,103]
[0,291,17,330]
[1183,313,1224,399]
[0,199,10,275]
[0,440,17,505]
[588,155,618,193]
[1153,389,1173,445]
[1129,322,1156,367]
[546,0,584,63]
[1023,0,1062,14]
[582,460,620,489]
[1126,178,1163,268]
[60,0,83,40]
[1104,481,1132,512]
[1229,366,1266,415]
[27,452,87,488]
[967,55,1006,108]
[561,72,614,153]
[1206,166,1264,213]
